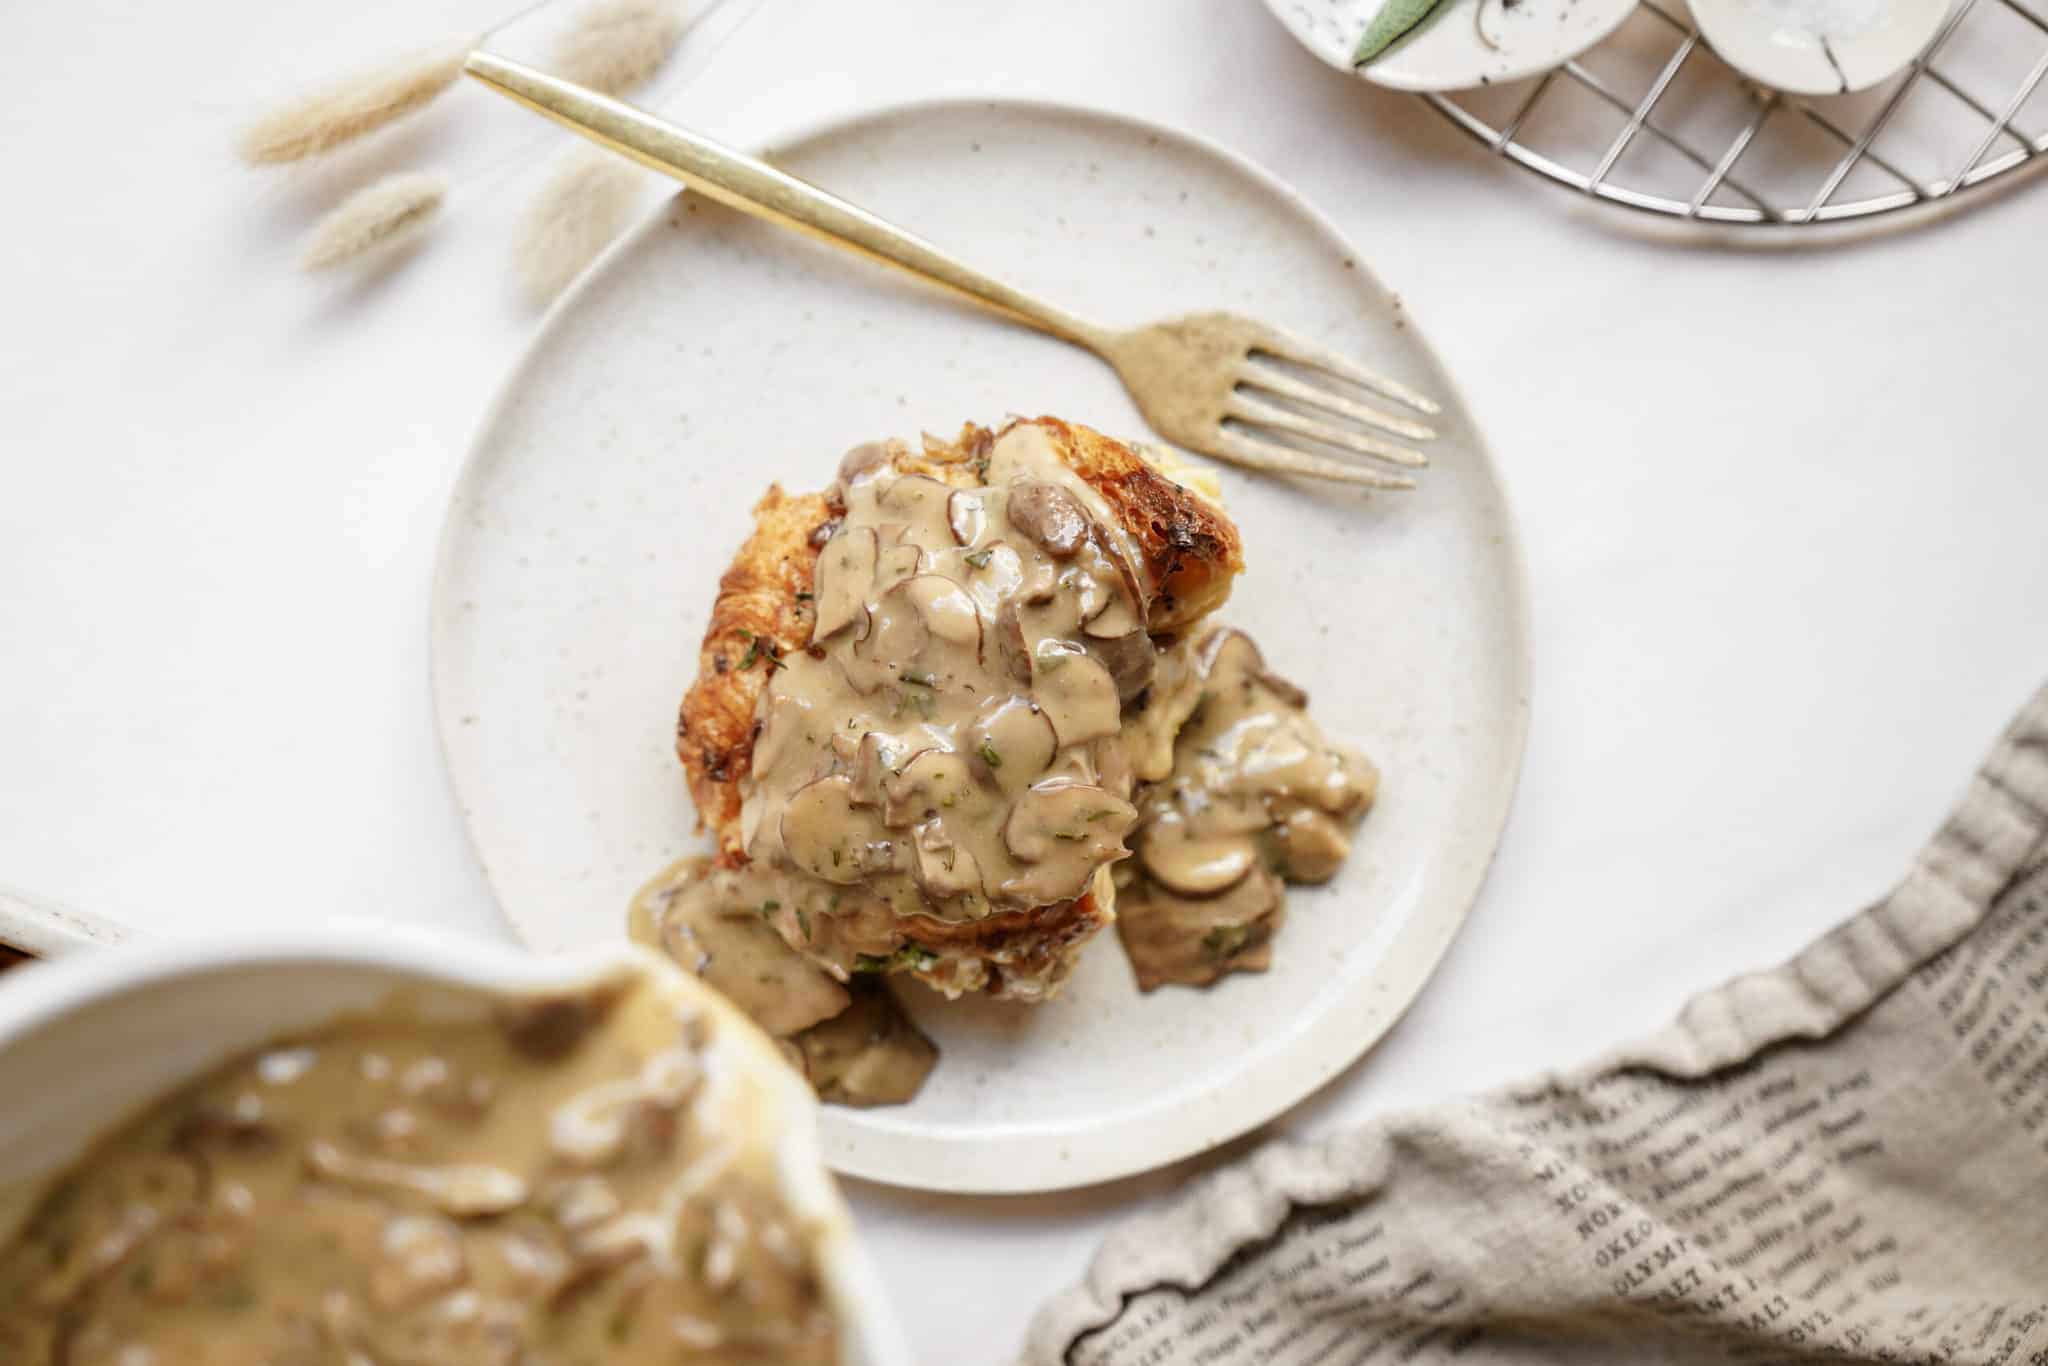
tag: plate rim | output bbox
[1263,0,1644,93]
[433,92,1534,1193]
[0,886,130,958]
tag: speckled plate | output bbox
[1268,0,1642,92]
[431,97,1530,1194]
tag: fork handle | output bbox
[466,52,1108,349]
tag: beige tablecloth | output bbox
[1028,683,2048,1366]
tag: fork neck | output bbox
[955,286,1112,353]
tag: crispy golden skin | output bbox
[674,417,1243,986]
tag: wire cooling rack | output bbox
[1421,0,2048,224]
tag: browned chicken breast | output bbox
[670,416,1243,1001]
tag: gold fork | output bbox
[465,52,1439,490]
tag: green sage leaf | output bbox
[1354,0,1450,62]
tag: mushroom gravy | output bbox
[631,856,938,1107]
[0,975,838,1365]
[1115,627,1378,991]
[680,422,1162,1003]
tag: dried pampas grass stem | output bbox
[301,172,448,270]
[516,153,646,307]
[238,37,472,165]
[552,0,687,95]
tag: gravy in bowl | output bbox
[0,970,837,1364]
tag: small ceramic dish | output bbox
[0,928,911,1366]
[1687,0,1949,94]
[1267,0,1642,92]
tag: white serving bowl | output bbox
[0,927,911,1366]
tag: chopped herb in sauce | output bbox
[854,944,940,974]
[1201,923,1252,959]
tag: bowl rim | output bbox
[0,926,912,1365]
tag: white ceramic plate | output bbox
[431,98,1530,1194]
[1268,0,1642,92]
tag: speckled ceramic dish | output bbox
[1267,0,1642,92]
[431,97,1530,1194]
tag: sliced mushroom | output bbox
[547,1176,622,1232]
[1000,781,1136,904]
[1031,646,1121,746]
[848,731,901,808]
[1083,528,1150,635]
[965,696,1058,795]
[1115,867,1287,992]
[1256,668,1310,709]
[1075,571,1141,641]
[992,601,1033,685]
[881,472,954,510]
[1092,731,1136,799]
[1090,630,1157,704]
[1006,480,1090,557]
[1014,555,1061,605]
[495,989,614,1061]
[873,540,925,597]
[546,1048,704,1167]
[902,574,983,651]
[836,440,892,484]
[810,525,877,643]
[947,489,986,546]
[780,775,888,884]
[790,985,937,1107]
[1322,747,1381,818]
[911,821,983,899]
[1137,813,1257,896]
[1173,787,1272,837]
[1268,807,1351,885]
[868,479,954,557]
[1085,591,1143,640]
[843,582,931,694]
[368,1214,469,1312]
[745,689,813,794]
[305,1142,528,1218]
[882,749,978,828]
[657,895,849,1035]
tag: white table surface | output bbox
[4,0,2044,1358]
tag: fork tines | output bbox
[1220,330,1440,491]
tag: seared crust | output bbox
[675,417,1242,990]
[1027,415,1243,631]
[676,484,831,847]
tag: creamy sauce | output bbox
[719,424,1159,1001]
[630,856,938,1107]
[786,986,941,1109]
[0,979,837,1365]
[1115,627,1378,991]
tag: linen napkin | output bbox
[1027,684,2048,1365]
